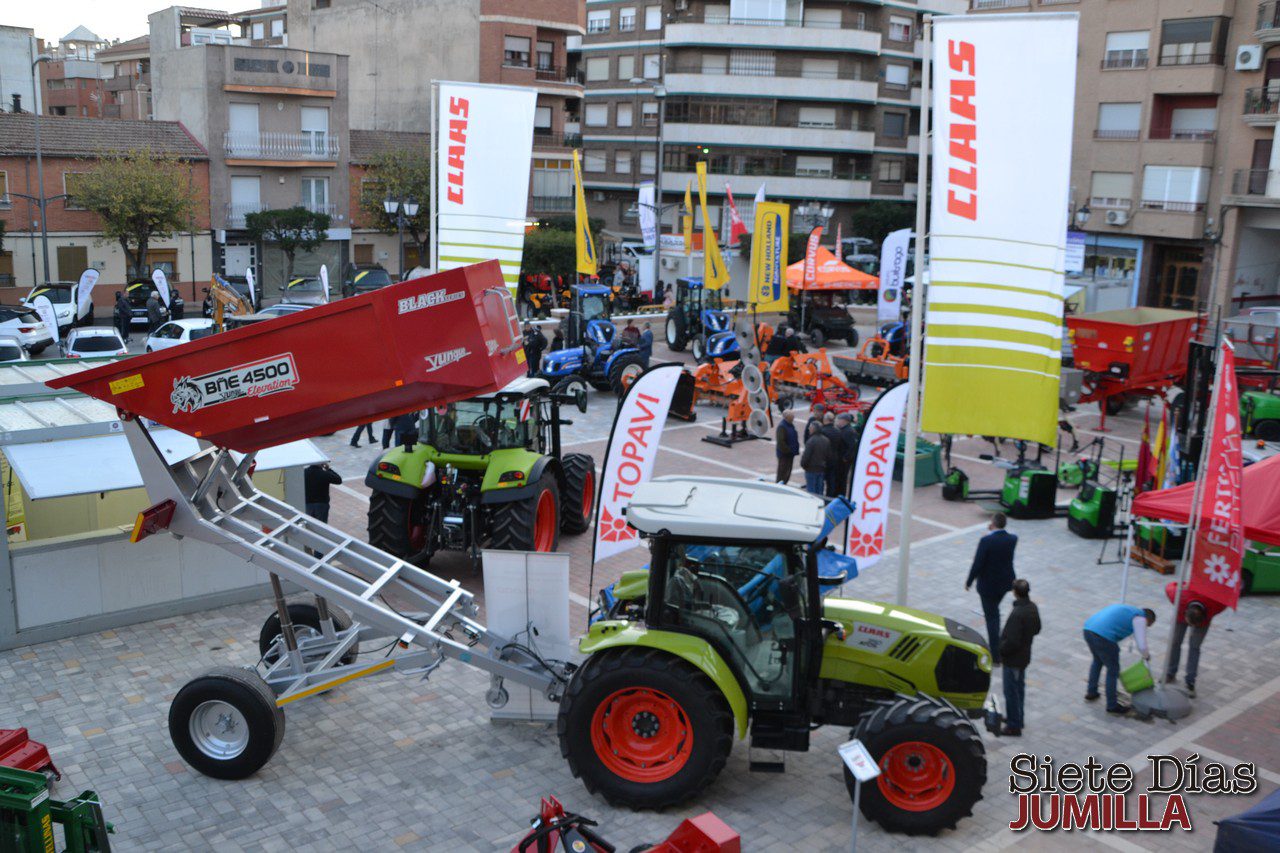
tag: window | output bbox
[536,40,554,71]
[1159,18,1226,66]
[583,151,607,172]
[879,159,904,182]
[301,177,329,212]
[532,159,572,210]
[586,57,610,81]
[1089,172,1134,209]
[617,102,633,127]
[618,55,636,80]
[642,101,659,126]
[585,103,609,127]
[729,49,774,76]
[616,151,633,174]
[884,64,910,89]
[802,57,839,79]
[63,172,88,209]
[640,151,656,175]
[795,155,833,177]
[252,22,264,40]
[504,36,531,67]
[702,54,728,74]
[1167,106,1217,139]
[1140,165,1209,211]
[798,106,836,128]
[883,111,907,138]
[705,3,730,24]
[587,10,611,34]
[643,54,661,79]
[300,106,330,154]
[534,106,553,133]
[271,18,284,37]
[645,6,662,30]
[1096,102,1141,139]
[620,7,637,31]
[804,7,841,27]
[1103,31,1149,69]
[889,15,913,42]
[314,0,330,8]
[0,170,7,201]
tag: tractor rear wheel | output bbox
[489,473,560,552]
[848,694,986,836]
[560,453,596,535]
[609,354,647,395]
[666,312,687,352]
[1255,419,1280,441]
[258,602,359,666]
[367,491,431,562]
[169,666,284,780]
[558,647,733,809]
[810,326,827,347]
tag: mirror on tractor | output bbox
[817,569,848,586]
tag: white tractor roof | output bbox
[477,377,549,399]
[624,476,827,543]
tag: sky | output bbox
[10,1,247,44]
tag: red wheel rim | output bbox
[407,497,426,553]
[533,489,556,551]
[590,687,692,783]
[581,471,595,521]
[876,741,956,812]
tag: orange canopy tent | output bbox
[785,247,879,291]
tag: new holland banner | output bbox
[573,149,598,275]
[435,81,537,295]
[748,202,789,313]
[695,162,730,290]
[920,14,1079,446]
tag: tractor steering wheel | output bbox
[470,415,499,452]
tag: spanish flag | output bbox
[573,149,597,276]
[696,162,730,290]
[683,181,693,257]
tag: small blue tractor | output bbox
[664,277,740,363]
[541,284,648,396]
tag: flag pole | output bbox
[429,83,439,274]
[897,14,932,607]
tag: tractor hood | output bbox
[702,310,732,333]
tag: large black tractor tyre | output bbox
[665,311,688,352]
[609,353,648,395]
[367,490,432,562]
[489,473,560,552]
[558,647,733,810]
[560,453,596,535]
[169,666,285,780]
[847,694,987,836]
[1254,419,1280,442]
[258,602,359,666]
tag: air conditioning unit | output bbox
[1236,45,1263,71]
[1105,210,1129,226]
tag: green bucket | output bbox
[1120,660,1154,694]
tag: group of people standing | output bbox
[774,403,858,498]
[349,413,419,450]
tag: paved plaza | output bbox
[3,316,1278,851]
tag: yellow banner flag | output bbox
[573,150,597,276]
[748,202,790,313]
[683,181,693,257]
[696,162,729,290]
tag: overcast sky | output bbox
[11,1,247,44]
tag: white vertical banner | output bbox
[319,264,330,303]
[637,182,656,250]
[434,81,537,297]
[877,229,911,325]
[152,269,171,308]
[246,266,257,307]
[75,268,100,321]
[921,13,1079,447]
[32,295,59,343]
[846,382,910,568]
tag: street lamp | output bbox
[630,78,668,288]
[383,196,420,279]
[1074,203,1091,228]
[31,53,53,284]
[796,201,835,232]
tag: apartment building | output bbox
[348,128,431,275]
[96,37,152,120]
[578,0,963,244]
[150,6,351,297]
[36,27,111,119]
[972,0,1280,311]
[0,26,40,115]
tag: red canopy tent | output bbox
[1130,453,1280,547]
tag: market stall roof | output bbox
[786,248,879,291]
[0,357,126,400]
[1131,453,1280,547]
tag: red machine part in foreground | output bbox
[46,262,526,452]
[0,728,60,778]
[511,797,740,853]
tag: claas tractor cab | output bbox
[665,277,738,363]
[366,377,595,564]
[561,476,991,836]
[541,284,646,396]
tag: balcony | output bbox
[225,202,266,229]
[660,169,872,202]
[969,0,1028,9]
[664,121,875,153]
[302,202,337,218]
[532,130,583,150]
[534,65,584,86]
[665,12,880,54]
[1094,129,1140,140]
[1244,86,1280,126]
[1101,52,1148,71]
[1230,169,1280,204]
[1150,61,1224,95]
[664,69,878,102]
[1258,1,1280,44]
[1148,126,1216,140]
[224,131,340,164]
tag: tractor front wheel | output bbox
[558,648,733,809]
[666,313,687,352]
[846,329,860,348]
[1254,419,1280,441]
[609,354,647,395]
[690,335,706,363]
[560,453,596,535]
[367,491,432,562]
[849,694,986,836]
[553,375,590,399]
[489,474,560,552]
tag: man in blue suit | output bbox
[965,512,1018,665]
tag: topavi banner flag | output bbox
[846,382,909,568]
[920,13,1079,447]
[434,81,537,295]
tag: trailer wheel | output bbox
[169,666,284,780]
[489,474,560,552]
[1104,394,1126,416]
[258,603,359,666]
[666,312,687,352]
[810,327,827,347]
[367,491,431,561]
[558,647,733,809]
[848,694,986,836]
[1254,419,1280,442]
[560,453,596,535]
[609,354,647,396]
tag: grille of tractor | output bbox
[934,645,990,695]
[888,635,923,662]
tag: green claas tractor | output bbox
[560,476,991,836]
[365,378,595,562]
[1242,390,1280,441]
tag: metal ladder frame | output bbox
[123,416,569,708]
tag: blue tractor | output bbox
[540,284,648,396]
[664,277,740,363]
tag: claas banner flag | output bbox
[573,149,598,276]
[695,162,730,290]
[683,181,694,256]
[748,202,789,313]
[919,14,1079,446]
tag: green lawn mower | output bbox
[940,437,1062,519]
[366,378,595,563]
[564,477,992,836]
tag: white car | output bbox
[145,318,217,353]
[22,282,88,334]
[0,335,29,363]
[0,306,55,354]
[61,327,128,358]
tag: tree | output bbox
[536,214,606,236]
[521,229,577,279]
[358,146,431,264]
[73,151,198,279]
[244,207,331,280]
[848,201,914,249]
[737,232,812,266]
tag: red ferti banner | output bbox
[1187,343,1244,610]
[803,226,823,287]
[723,183,748,247]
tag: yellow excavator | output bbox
[205,276,254,331]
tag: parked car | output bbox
[22,282,92,333]
[342,264,393,298]
[125,278,185,327]
[202,275,255,317]
[0,335,28,363]
[145,318,216,353]
[0,306,55,354]
[279,276,327,306]
[225,303,310,330]
[61,326,129,358]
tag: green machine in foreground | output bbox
[1242,390,1280,441]
[0,767,112,852]
[941,439,1060,519]
[1244,543,1280,593]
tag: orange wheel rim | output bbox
[590,687,692,783]
[533,489,556,551]
[876,741,956,812]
